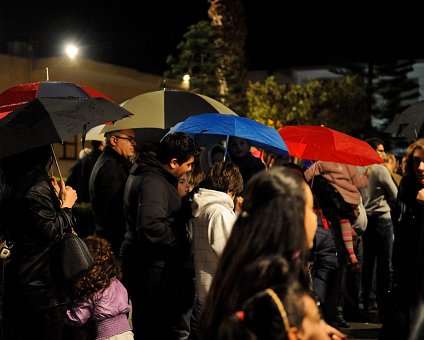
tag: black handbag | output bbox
[60,215,95,282]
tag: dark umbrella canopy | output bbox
[384,100,424,141]
[0,97,131,159]
[0,81,112,119]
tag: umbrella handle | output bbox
[224,135,229,161]
[50,145,63,199]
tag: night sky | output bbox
[0,1,422,75]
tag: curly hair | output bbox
[72,235,122,301]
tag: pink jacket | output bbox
[66,278,132,340]
[304,161,368,205]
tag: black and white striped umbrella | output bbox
[103,89,237,132]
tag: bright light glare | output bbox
[65,44,78,59]
[183,74,190,82]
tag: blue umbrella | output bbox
[166,113,288,157]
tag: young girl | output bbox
[65,236,134,340]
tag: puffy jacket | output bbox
[66,278,132,340]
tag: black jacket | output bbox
[121,153,189,264]
[66,148,102,203]
[3,169,72,312]
[89,146,132,254]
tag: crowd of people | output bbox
[1,124,423,340]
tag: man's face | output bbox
[109,129,136,159]
[172,155,195,178]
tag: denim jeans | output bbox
[362,215,394,317]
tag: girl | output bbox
[65,236,133,340]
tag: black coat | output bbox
[3,169,72,312]
[66,148,102,203]
[121,153,189,265]
[89,146,132,254]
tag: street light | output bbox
[182,74,190,89]
[65,44,78,59]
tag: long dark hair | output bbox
[217,256,305,340]
[200,166,309,339]
[0,145,54,222]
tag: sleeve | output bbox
[378,167,398,206]
[24,179,73,243]
[209,208,236,257]
[348,165,369,189]
[136,177,178,247]
[91,160,126,222]
[304,161,322,182]
[65,299,94,326]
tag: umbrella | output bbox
[0,97,132,159]
[166,113,288,156]
[279,125,383,166]
[100,89,237,134]
[384,100,424,141]
[0,81,112,119]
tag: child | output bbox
[65,236,134,340]
[227,136,266,186]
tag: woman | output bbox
[199,166,345,340]
[0,145,77,340]
[381,138,424,339]
[217,256,330,340]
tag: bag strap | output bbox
[60,211,78,238]
[264,288,291,331]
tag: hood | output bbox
[191,188,234,217]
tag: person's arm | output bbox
[25,178,76,242]
[304,161,322,182]
[65,299,93,326]
[378,166,398,206]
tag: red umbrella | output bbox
[0,81,112,119]
[278,125,383,166]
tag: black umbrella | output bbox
[0,97,132,159]
[384,100,424,141]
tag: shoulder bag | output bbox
[60,214,95,282]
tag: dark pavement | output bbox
[339,309,381,340]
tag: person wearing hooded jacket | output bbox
[191,161,243,318]
[121,132,199,340]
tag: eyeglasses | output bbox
[113,135,136,145]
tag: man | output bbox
[89,129,136,255]
[67,140,105,203]
[361,137,398,321]
[121,132,199,339]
